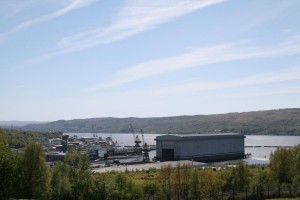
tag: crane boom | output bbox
[141,129,145,147]
[130,124,136,141]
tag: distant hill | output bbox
[21,108,300,135]
[0,121,47,128]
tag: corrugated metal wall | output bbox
[178,137,244,157]
[155,134,245,161]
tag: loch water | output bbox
[66,133,300,165]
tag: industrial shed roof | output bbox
[155,133,245,141]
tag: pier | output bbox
[245,145,294,148]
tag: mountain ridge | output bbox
[0,121,48,127]
[19,108,300,135]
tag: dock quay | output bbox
[93,160,206,173]
[245,145,294,148]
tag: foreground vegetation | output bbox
[1,130,300,200]
[0,128,62,148]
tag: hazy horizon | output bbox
[1,107,299,122]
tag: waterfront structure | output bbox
[155,133,245,162]
[46,151,65,162]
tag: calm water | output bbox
[66,133,300,164]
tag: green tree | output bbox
[173,163,192,200]
[221,168,234,191]
[160,164,172,200]
[108,173,127,200]
[91,174,108,200]
[106,173,142,200]
[0,143,19,199]
[220,162,250,199]
[250,168,270,199]
[189,169,201,200]
[143,181,160,200]
[293,145,300,174]
[65,147,93,200]
[269,147,296,197]
[199,169,222,198]
[0,129,6,144]
[0,128,62,148]
[292,145,300,196]
[19,141,49,199]
[50,161,72,199]
[231,161,251,190]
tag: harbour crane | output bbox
[141,129,145,147]
[140,129,150,162]
[130,124,141,154]
[130,123,135,141]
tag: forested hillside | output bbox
[0,128,62,148]
[20,108,300,135]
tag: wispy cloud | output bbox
[9,0,96,33]
[152,67,300,95]
[0,0,38,18]
[89,34,300,91]
[0,0,96,41]
[231,1,297,37]
[241,86,300,97]
[27,0,225,61]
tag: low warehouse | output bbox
[155,133,245,162]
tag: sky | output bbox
[1,0,300,121]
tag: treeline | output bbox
[21,108,300,135]
[1,133,300,199]
[0,128,62,148]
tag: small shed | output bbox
[155,133,245,162]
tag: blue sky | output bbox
[1,0,300,121]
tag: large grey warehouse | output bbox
[155,133,245,162]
